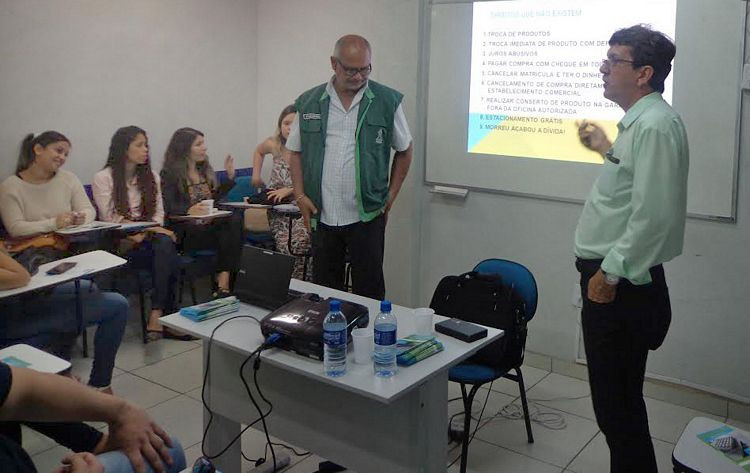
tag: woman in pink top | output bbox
[93,126,193,341]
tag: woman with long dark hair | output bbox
[161,127,244,297]
[93,126,191,341]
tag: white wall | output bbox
[0,0,258,183]
[415,2,750,401]
[255,0,420,306]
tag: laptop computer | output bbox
[234,245,300,310]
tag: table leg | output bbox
[202,344,242,473]
[74,279,88,358]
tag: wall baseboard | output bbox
[524,350,750,423]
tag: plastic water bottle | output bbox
[323,299,347,377]
[373,300,397,377]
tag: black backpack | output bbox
[430,271,527,372]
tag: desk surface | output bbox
[673,417,750,472]
[162,279,503,404]
[0,250,126,299]
[54,221,121,235]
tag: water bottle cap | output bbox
[329,299,341,311]
[380,300,392,312]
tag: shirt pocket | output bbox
[300,118,322,133]
[596,152,621,197]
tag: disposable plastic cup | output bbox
[414,308,435,336]
[351,328,373,364]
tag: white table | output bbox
[161,280,503,473]
[0,250,126,299]
[673,417,750,472]
[0,344,71,373]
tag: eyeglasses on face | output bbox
[335,58,372,77]
[601,57,637,68]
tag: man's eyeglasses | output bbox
[601,58,637,68]
[336,58,372,78]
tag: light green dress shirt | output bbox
[574,92,689,285]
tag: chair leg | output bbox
[137,278,148,344]
[189,278,197,305]
[516,367,534,443]
[458,383,483,473]
[178,269,185,304]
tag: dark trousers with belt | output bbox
[576,258,672,473]
[312,215,386,300]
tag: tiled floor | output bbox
[25,301,740,473]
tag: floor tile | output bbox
[489,365,550,397]
[187,387,203,402]
[68,355,124,386]
[146,394,205,448]
[132,346,203,393]
[114,335,200,372]
[31,445,71,473]
[727,417,750,432]
[110,372,181,408]
[645,397,724,444]
[475,391,599,468]
[526,373,595,421]
[566,432,674,473]
[21,425,57,456]
[447,438,562,473]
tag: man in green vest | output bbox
[288,34,413,300]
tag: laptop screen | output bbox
[234,245,295,306]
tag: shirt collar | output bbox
[324,76,369,110]
[618,92,663,130]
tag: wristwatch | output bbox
[602,270,620,286]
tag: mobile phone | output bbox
[46,261,77,275]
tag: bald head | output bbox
[333,35,371,58]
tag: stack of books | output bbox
[179,296,239,322]
[396,335,444,366]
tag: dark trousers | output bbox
[576,258,672,473]
[128,233,179,311]
[180,213,245,273]
[312,215,386,300]
[0,421,102,453]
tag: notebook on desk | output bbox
[234,245,301,310]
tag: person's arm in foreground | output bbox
[1,366,174,473]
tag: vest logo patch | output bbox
[302,113,321,120]
[375,128,385,144]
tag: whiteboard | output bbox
[424,0,744,219]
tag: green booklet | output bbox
[396,335,444,366]
[697,424,750,471]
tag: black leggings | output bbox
[178,213,244,273]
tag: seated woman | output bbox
[0,131,128,392]
[252,105,312,280]
[161,127,244,298]
[93,126,192,341]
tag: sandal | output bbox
[146,328,198,342]
[213,288,232,300]
[163,327,199,341]
[146,329,164,342]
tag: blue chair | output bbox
[447,258,537,473]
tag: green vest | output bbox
[295,80,404,226]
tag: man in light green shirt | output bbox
[574,25,688,473]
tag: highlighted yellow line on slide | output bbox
[469,117,618,164]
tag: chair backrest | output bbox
[473,259,538,321]
[216,167,252,184]
[223,176,254,202]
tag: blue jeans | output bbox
[97,437,186,473]
[0,280,128,388]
